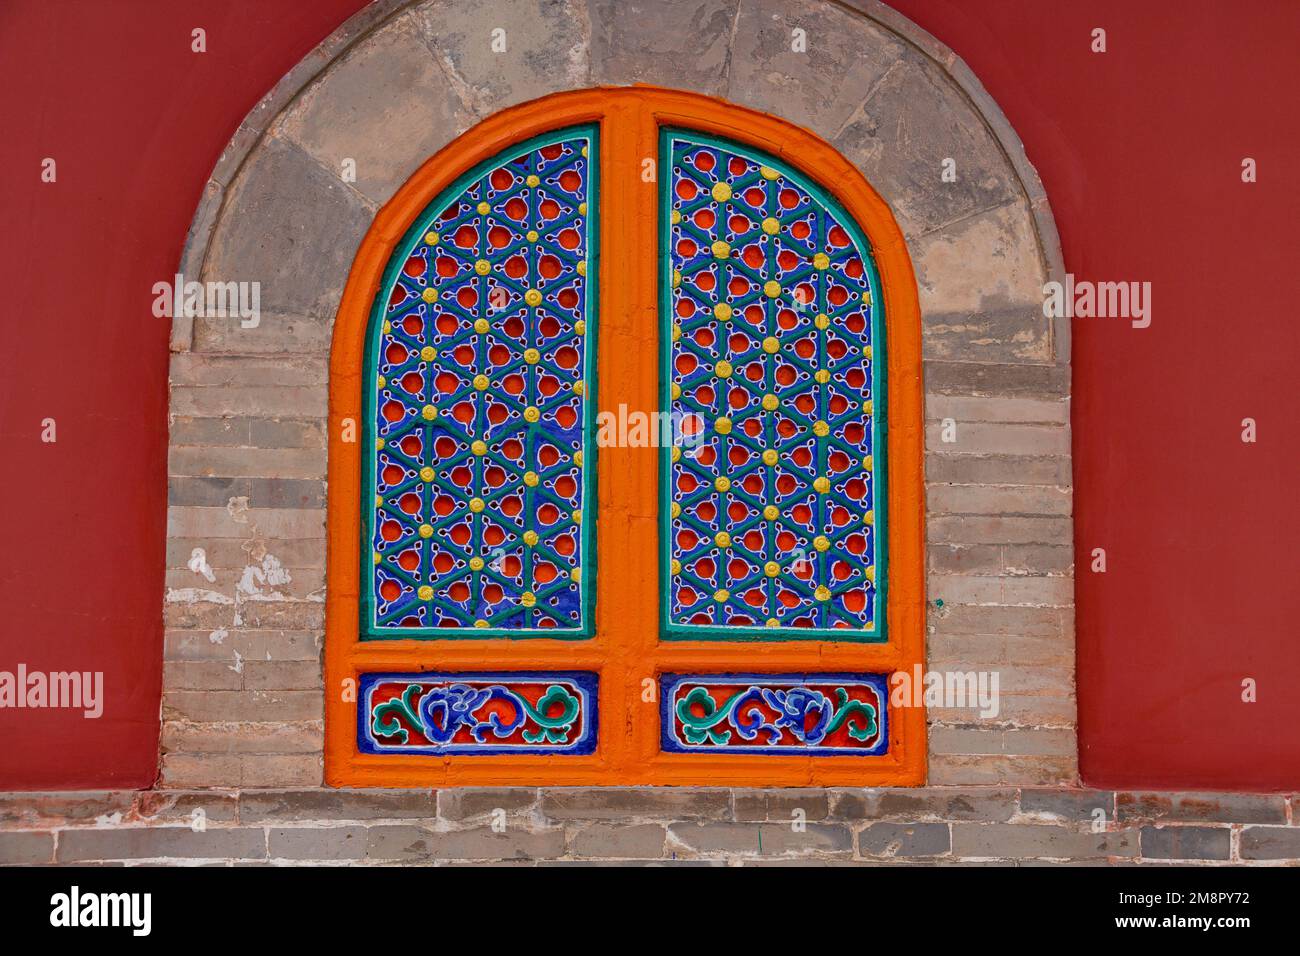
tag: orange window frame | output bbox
[325,87,925,787]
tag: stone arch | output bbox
[163,0,1072,790]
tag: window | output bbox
[326,89,924,787]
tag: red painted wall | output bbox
[1,0,1295,789]
[0,0,371,789]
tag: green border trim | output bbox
[656,128,889,644]
[360,124,600,641]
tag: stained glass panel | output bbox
[661,131,885,640]
[365,127,597,637]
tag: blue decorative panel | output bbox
[660,130,885,641]
[661,672,888,755]
[365,127,597,638]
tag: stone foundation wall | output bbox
[4,788,1299,865]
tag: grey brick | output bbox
[134,791,240,825]
[927,454,1072,486]
[858,822,950,858]
[1116,792,1286,825]
[950,823,1136,860]
[829,788,1018,822]
[668,822,852,857]
[924,361,1071,400]
[439,788,538,822]
[365,825,565,862]
[541,788,730,821]
[269,826,367,860]
[732,789,829,822]
[240,788,437,823]
[1139,826,1231,861]
[0,831,55,864]
[1239,827,1300,861]
[57,827,267,862]
[0,792,137,828]
[571,824,667,859]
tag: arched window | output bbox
[326,89,924,787]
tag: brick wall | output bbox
[5,788,1299,865]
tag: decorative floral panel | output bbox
[360,672,598,755]
[365,127,597,638]
[661,673,888,755]
[660,131,885,641]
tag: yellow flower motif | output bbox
[863,510,874,526]
[418,585,434,601]
[711,240,730,259]
[578,202,587,216]
[572,380,585,396]
[476,201,491,215]
[671,324,681,342]
[572,509,582,525]
[671,446,681,463]
[761,217,780,235]
[524,289,543,307]
[376,438,385,450]
[714,416,732,435]
[670,559,681,576]
[420,346,437,361]
[763,280,782,298]
[521,591,536,608]
[373,552,382,565]
[377,375,386,388]
[523,530,539,546]
[573,451,583,467]
[474,259,491,276]
[813,477,831,494]
[576,260,587,276]
[714,532,731,548]
[672,269,681,289]
[815,313,830,330]
[523,471,539,487]
[763,505,779,521]
[765,617,780,627]
[420,466,436,482]
[523,406,540,423]
[419,523,434,538]
[422,405,438,420]
[570,566,581,582]
[469,497,485,513]
[474,619,489,628]
[764,561,780,578]
[523,348,540,365]
[471,440,487,456]
[713,302,732,322]
[711,182,732,203]
[863,399,873,416]
[581,146,588,158]
[863,289,872,305]
[671,210,681,225]
[762,336,780,355]
[421,288,438,303]
[526,174,540,188]
[813,535,830,552]
[382,321,391,334]
[670,502,681,518]
[671,383,681,400]
[374,495,382,507]
[474,318,490,334]
[714,476,730,493]
[424,231,439,245]
[815,369,831,384]
[814,585,831,602]
[760,166,780,180]
[469,556,484,571]
[526,230,539,243]
[865,565,876,583]
[713,588,729,602]
[714,360,732,379]
[574,319,586,335]
[813,252,830,270]
[762,449,778,466]
[762,394,778,411]
[813,420,830,437]
[473,374,490,391]
[862,455,873,470]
